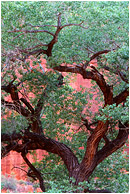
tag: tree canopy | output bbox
[1,1,129,193]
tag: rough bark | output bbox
[74,121,109,184]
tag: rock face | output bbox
[1,150,47,180]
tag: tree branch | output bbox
[8,29,55,37]
[20,98,34,113]
[21,49,47,61]
[2,99,30,117]
[7,15,88,59]
[83,48,118,69]
[113,88,129,105]
[54,65,113,105]
[34,88,48,116]
[57,12,62,27]
[27,21,88,29]
[21,151,45,192]
[2,80,31,116]
[20,44,48,52]
[96,122,129,165]
[3,130,79,178]
[61,21,88,30]
[117,70,129,84]
[74,121,109,184]
[2,142,18,158]
[2,131,22,142]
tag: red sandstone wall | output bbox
[1,150,48,180]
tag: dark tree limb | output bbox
[27,23,58,28]
[54,65,113,105]
[7,14,88,59]
[12,166,28,174]
[74,120,109,184]
[20,98,34,113]
[34,88,48,116]
[81,117,93,132]
[12,166,37,181]
[74,119,129,185]
[2,142,18,158]
[113,88,129,105]
[81,117,110,145]
[27,21,88,29]
[21,49,47,61]
[60,21,88,30]
[19,43,48,51]
[2,118,128,188]
[2,130,80,178]
[8,29,55,37]
[1,80,43,134]
[21,150,45,192]
[83,49,116,69]
[100,64,129,84]
[96,122,129,165]
[103,135,110,145]
[54,64,129,106]
[2,131,22,142]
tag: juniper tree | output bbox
[1,1,129,192]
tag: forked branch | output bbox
[7,13,88,59]
[96,121,129,164]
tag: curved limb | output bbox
[21,150,45,192]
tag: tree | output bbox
[1,1,129,192]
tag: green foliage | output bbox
[30,153,90,193]
[1,114,28,134]
[90,146,129,193]
[1,1,129,193]
[96,97,129,124]
[1,1,129,69]
[46,179,89,193]
[29,145,128,193]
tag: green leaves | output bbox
[1,113,28,134]
[90,147,129,193]
[97,97,129,124]
[2,1,129,66]
[40,75,87,138]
